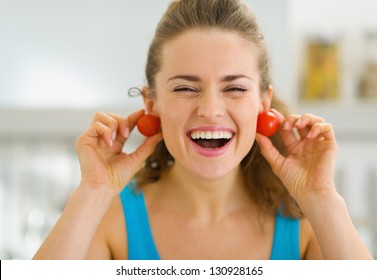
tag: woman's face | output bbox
[150,29,271,180]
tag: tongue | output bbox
[195,139,224,149]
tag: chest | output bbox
[149,210,275,260]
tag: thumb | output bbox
[255,133,284,176]
[128,132,163,171]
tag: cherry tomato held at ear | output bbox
[257,111,279,137]
[137,114,161,137]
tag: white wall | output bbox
[0,0,289,110]
[0,0,171,109]
[2,0,377,109]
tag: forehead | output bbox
[159,29,259,78]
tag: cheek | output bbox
[233,105,259,142]
[240,116,258,138]
[158,112,188,160]
[155,93,191,125]
[157,101,186,137]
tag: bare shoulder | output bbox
[86,195,127,259]
[299,217,323,259]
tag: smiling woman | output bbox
[32,0,372,261]
[147,29,265,181]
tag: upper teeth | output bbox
[190,131,233,140]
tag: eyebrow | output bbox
[222,75,252,82]
[167,74,253,83]
[167,75,200,83]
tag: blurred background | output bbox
[0,0,376,259]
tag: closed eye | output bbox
[224,86,247,93]
[229,87,246,92]
[171,86,200,98]
[174,87,195,91]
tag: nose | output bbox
[196,90,225,120]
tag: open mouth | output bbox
[190,130,233,149]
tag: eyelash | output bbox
[225,87,247,93]
[173,87,247,93]
[173,87,197,92]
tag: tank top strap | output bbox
[270,213,300,260]
[120,181,160,260]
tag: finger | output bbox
[270,108,285,124]
[128,132,163,170]
[280,114,302,148]
[125,109,146,135]
[93,111,119,141]
[294,114,325,137]
[282,114,301,130]
[108,112,133,140]
[87,121,115,147]
[255,133,285,176]
[307,122,334,140]
[106,110,145,146]
[270,109,301,146]
[294,114,324,128]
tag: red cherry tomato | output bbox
[257,111,279,137]
[137,114,161,137]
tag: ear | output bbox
[259,85,273,113]
[141,86,158,115]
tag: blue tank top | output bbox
[120,183,300,260]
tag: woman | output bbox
[33,0,372,259]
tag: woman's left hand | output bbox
[256,109,338,205]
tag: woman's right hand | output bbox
[75,109,162,195]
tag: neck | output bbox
[159,163,253,223]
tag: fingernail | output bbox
[283,121,290,130]
[295,119,302,127]
[112,131,117,141]
[124,127,130,138]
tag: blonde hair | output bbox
[136,0,301,218]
